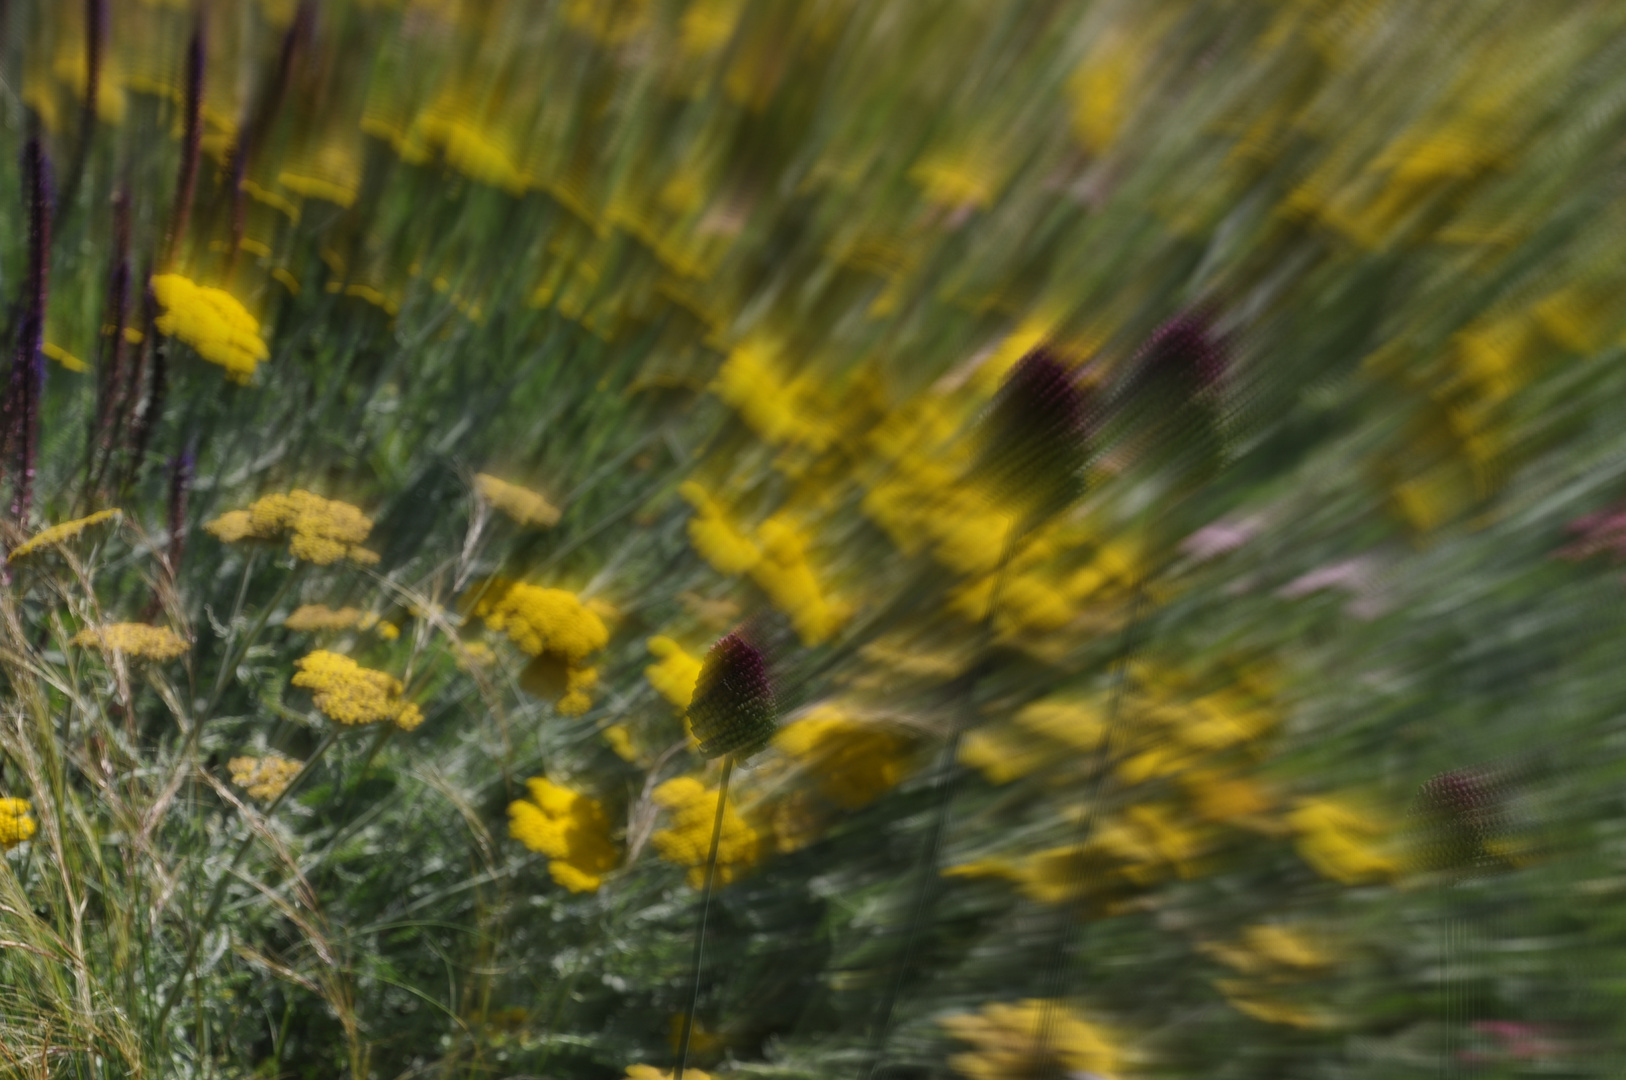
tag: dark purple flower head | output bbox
[976,347,1092,516]
[1134,313,1227,392]
[687,632,777,761]
[1413,767,1509,874]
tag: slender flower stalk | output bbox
[87,184,131,501]
[675,632,777,1080]
[52,0,105,231]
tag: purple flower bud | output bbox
[1132,313,1228,393]
[688,633,778,761]
[976,348,1093,518]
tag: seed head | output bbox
[687,633,777,761]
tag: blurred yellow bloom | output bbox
[471,580,607,713]
[292,651,422,730]
[1215,979,1326,1028]
[603,724,638,762]
[0,798,37,849]
[942,999,1121,1080]
[1289,797,1398,884]
[679,482,762,574]
[626,1067,711,1080]
[652,776,761,888]
[750,515,850,645]
[8,509,120,562]
[776,705,912,809]
[960,697,1105,785]
[646,636,703,709]
[508,777,619,893]
[476,473,561,528]
[70,623,189,661]
[712,340,839,452]
[205,490,377,565]
[151,274,268,384]
[228,755,302,802]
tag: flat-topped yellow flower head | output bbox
[205,490,377,565]
[476,473,560,528]
[0,798,36,849]
[8,509,121,563]
[70,623,189,660]
[228,755,303,802]
[292,651,422,730]
[152,274,269,384]
[508,777,619,892]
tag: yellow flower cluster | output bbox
[652,776,761,888]
[291,651,424,730]
[625,1067,711,1080]
[476,473,561,528]
[8,509,121,563]
[776,705,912,810]
[469,580,607,713]
[1288,796,1398,885]
[961,697,1106,786]
[518,655,601,716]
[679,484,850,645]
[0,798,37,849]
[228,755,303,802]
[151,274,269,384]
[508,777,620,893]
[1206,924,1336,1029]
[206,490,379,565]
[645,635,703,709]
[70,623,189,661]
[711,339,839,453]
[283,605,400,640]
[942,999,1121,1080]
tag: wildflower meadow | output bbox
[0,2,1624,1079]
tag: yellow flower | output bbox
[1215,979,1327,1028]
[679,482,761,574]
[8,509,121,562]
[228,755,302,802]
[1288,797,1398,885]
[776,705,911,809]
[652,776,761,888]
[625,1066,711,1080]
[476,473,561,528]
[284,605,363,632]
[205,490,376,565]
[508,777,619,893]
[942,999,1122,1080]
[645,636,703,709]
[603,724,638,762]
[70,623,189,661]
[291,650,422,730]
[151,274,269,383]
[469,580,607,663]
[0,798,37,849]
[750,516,850,645]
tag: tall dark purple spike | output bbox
[5,135,52,523]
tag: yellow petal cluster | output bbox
[470,580,608,712]
[476,473,561,528]
[8,509,121,562]
[652,776,761,888]
[284,605,400,639]
[625,1067,711,1080]
[679,485,850,645]
[291,650,423,730]
[776,705,911,810]
[960,697,1106,785]
[508,777,620,893]
[942,999,1121,1080]
[1288,797,1398,885]
[0,798,37,849]
[205,490,377,565]
[228,755,303,802]
[711,339,839,453]
[151,274,269,384]
[70,623,189,661]
[679,482,761,575]
[645,635,703,709]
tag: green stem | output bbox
[674,755,733,1080]
[195,559,306,736]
